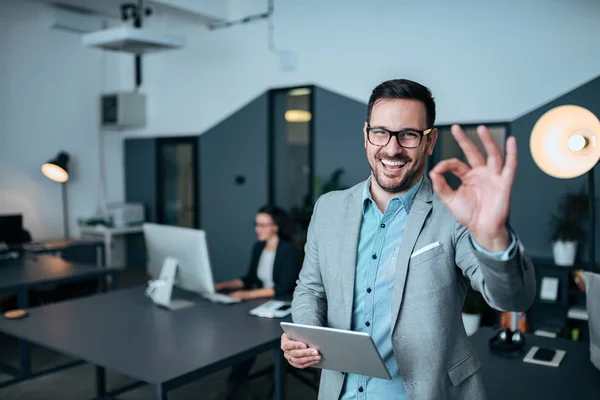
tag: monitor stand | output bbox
[146,257,195,311]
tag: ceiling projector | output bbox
[81,26,185,54]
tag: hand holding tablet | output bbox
[280,322,392,379]
[281,332,322,369]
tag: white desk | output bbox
[78,225,143,268]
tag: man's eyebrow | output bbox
[369,125,422,131]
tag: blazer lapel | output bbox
[390,178,433,334]
[339,184,364,330]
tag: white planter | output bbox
[553,240,577,266]
[462,313,481,336]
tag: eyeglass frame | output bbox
[366,124,434,148]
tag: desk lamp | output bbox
[41,151,70,238]
[530,105,600,370]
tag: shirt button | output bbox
[367,288,371,293]
[380,223,385,228]
[372,254,377,260]
[359,386,364,392]
[365,321,370,327]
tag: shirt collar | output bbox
[362,175,424,215]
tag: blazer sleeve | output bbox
[454,221,536,312]
[273,243,300,297]
[241,242,261,289]
[291,197,328,327]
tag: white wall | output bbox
[3,0,600,239]
[122,0,600,140]
[0,0,126,239]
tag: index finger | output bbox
[476,125,503,172]
[451,124,486,168]
[281,334,308,351]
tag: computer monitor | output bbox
[142,223,216,296]
[0,214,23,245]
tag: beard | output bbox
[370,153,425,194]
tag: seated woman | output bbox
[214,204,299,301]
[213,205,300,400]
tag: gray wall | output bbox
[124,138,157,269]
[510,75,600,260]
[313,87,369,192]
[199,94,269,282]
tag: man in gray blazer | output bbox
[281,79,536,400]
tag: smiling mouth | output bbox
[380,159,408,174]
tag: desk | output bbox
[0,255,118,387]
[79,224,143,268]
[472,327,600,399]
[0,286,287,400]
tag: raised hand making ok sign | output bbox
[429,124,516,252]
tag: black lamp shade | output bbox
[42,151,70,183]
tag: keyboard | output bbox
[202,292,241,304]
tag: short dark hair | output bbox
[367,79,436,128]
[257,204,294,242]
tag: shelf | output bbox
[535,298,566,306]
[567,307,589,321]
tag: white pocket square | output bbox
[411,242,440,258]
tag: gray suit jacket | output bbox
[292,177,536,400]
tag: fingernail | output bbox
[312,350,318,356]
[314,356,320,361]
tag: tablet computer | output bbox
[280,322,392,380]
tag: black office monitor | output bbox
[0,214,23,244]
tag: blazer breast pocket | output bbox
[409,241,445,266]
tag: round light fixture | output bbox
[530,105,600,179]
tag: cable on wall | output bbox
[207,0,295,71]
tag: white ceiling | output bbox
[28,0,226,25]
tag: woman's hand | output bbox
[214,279,244,292]
[229,288,275,300]
[229,290,254,300]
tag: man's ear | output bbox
[363,122,368,149]
[427,128,438,156]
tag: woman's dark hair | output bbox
[257,204,295,242]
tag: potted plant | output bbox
[462,285,486,336]
[550,191,588,266]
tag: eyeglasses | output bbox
[366,124,433,148]
[255,222,274,229]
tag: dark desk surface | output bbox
[0,286,287,385]
[0,255,116,292]
[472,327,600,399]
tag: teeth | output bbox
[381,159,406,167]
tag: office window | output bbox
[157,137,199,228]
[271,87,313,212]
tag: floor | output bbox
[0,269,319,400]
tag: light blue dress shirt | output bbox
[339,176,516,399]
